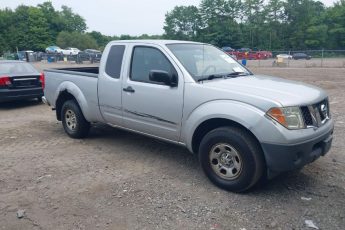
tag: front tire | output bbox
[199,127,265,192]
[61,100,90,138]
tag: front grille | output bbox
[301,98,330,128]
[315,99,329,122]
[301,106,313,126]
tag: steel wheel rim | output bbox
[65,109,77,131]
[209,143,243,180]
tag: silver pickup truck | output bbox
[43,40,334,192]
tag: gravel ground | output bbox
[247,58,345,68]
[0,63,344,230]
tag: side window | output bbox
[105,45,125,78]
[130,46,177,84]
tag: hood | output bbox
[202,75,327,107]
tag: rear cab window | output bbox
[105,45,125,78]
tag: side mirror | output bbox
[149,70,177,87]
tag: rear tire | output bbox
[61,100,90,138]
[199,126,265,192]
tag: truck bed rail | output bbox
[44,67,98,78]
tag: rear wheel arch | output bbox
[61,100,90,138]
[56,90,77,121]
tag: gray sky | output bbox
[0,0,339,36]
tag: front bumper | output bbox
[0,87,43,103]
[261,126,334,175]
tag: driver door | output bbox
[122,45,184,141]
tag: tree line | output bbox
[0,0,344,55]
[163,0,345,50]
[0,2,161,55]
[0,2,90,53]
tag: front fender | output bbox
[55,81,91,121]
[181,100,285,152]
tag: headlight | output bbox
[267,107,305,129]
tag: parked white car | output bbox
[45,46,64,54]
[276,54,292,59]
[62,47,80,56]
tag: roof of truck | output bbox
[109,40,204,46]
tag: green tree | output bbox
[38,1,65,42]
[163,6,201,40]
[304,24,328,48]
[59,6,87,32]
[199,0,243,47]
[87,31,112,49]
[0,8,14,53]
[325,0,345,49]
[26,7,51,50]
[284,0,326,49]
[57,31,98,50]
[265,0,286,49]
[0,1,89,52]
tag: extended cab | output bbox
[43,40,334,192]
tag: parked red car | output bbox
[222,48,272,60]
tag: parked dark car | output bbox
[222,47,235,52]
[237,48,251,52]
[0,60,44,103]
[77,49,102,63]
[17,51,37,62]
[292,53,312,60]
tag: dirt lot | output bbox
[0,62,344,230]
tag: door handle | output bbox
[123,86,135,93]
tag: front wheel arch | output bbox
[199,126,266,192]
[191,118,262,155]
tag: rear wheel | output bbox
[199,126,265,192]
[61,100,90,138]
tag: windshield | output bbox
[167,44,250,81]
[0,62,38,75]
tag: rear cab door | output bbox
[98,43,127,125]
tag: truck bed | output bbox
[44,66,102,122]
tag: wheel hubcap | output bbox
[65,109,77,131]
[209,143,242,180]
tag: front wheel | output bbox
[61,100,90,138]
[199,127,265,192]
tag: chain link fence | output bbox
[246,50,345,68]
[1,52,99,64]
[2,49,345,68]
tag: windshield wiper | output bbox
[197,74,225,82]
[225,71,248,77]
[197,72,249,82]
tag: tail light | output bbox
[0,76,11,87]
[39,73,45,90]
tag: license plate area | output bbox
[12,77,39,88]
[321,134,333,155]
